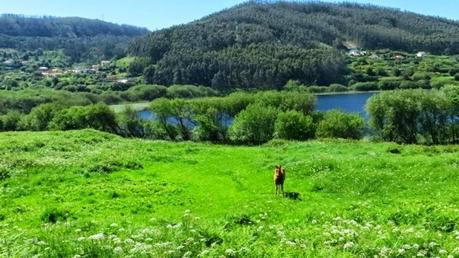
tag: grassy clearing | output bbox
[0,130,458,257]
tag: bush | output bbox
[328,84,348,92]
[20,103,64,131]
[455,73,459,81]
[229,104,278,144]
[316,110,365,139]
[378,80,400,90]
[50,103,118,133]
[399,81,420,89]
[166,85,219,99]
[0,111,22,131]
[255,91,316,115]
[125,84,167,101]
[366,90,453,144]
[352,82,379,91]
[274,111,315,140]
[144,121,175,140]
[193,108,224,142]
[307,86,328,93]
[117,107,145,138]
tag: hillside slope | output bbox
[0,130,458,256]
[129,1,459,88]
[0,14,149,62]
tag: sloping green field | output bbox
[0,130,458,257]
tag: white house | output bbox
[416,51,427,58]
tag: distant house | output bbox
[3,59,14,65]
[394,55,405,60]
[348,49,366,57]
[39,66,49,71]
[90,64,100,72]
[41,67,62,77]
[100,60,111,66]
[416,51,427,58]
[117,78,135,84]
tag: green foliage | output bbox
[316,110,365,139]
[117,107,145,138]
[49,103,118,133]
[20,103,64,131]
[124,84,167,101]
[192,108,224,142]
[378,80,400,90]
[166,85,219,99]
[229,104,278,144]
[352,82,379,91]
[128,57,149,77]
[367,90,456,144]
[274,111,315,140]
[0,111,21,131]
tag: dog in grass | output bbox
[274,165,286,195]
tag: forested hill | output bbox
[129,1,459,89]
[0,14,149,62]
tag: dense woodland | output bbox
[0,14,149,63]
[129,1,459,89]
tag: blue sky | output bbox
[1,0,458,31]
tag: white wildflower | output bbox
[439,249,447,255]
[88,233,105,240]
[124,238,135,244]
[225,248,236,256]
[114,246,123,254]
[110,223,118,228]
[343,241,354,250]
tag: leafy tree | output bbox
[21,103,64,131]
[316,110,364,139]
[229,104,278,144]
[274,111,315,140]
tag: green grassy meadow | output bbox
[0,130,458,257]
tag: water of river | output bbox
[138,92,378,123]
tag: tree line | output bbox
[0,91,365,144]
[2,87,459,145]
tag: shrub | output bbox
[50,103,118,133]
[0,111,22,131]
[20,103,64,131]
[117,107,145,138]
[166,85,219,99]
[229,104,278,144]
[328,84,348,92]
[255,91,316,115]
[125,84,167,101]
[307,86,328,93]
[316,110,365,139]
[274,111,315,140]
[366,90,452,144]
[378,80,400,90]
[192,108,224,142]
[399,81,419,89]
[144,121,175,140]
[352,82,379,91]
[455,73,459,81]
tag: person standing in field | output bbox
[274,165,286,195]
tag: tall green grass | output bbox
[0,130,458,257]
